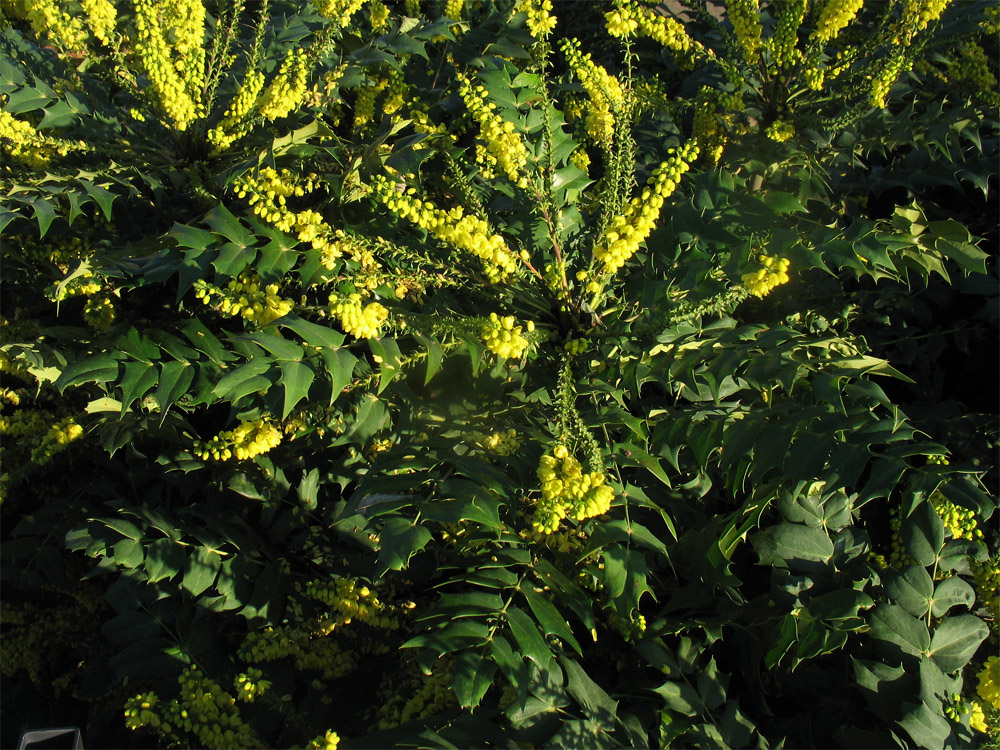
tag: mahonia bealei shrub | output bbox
[532,444,614,534]
[594,141,699,275]
[481,312,533,360]
[742,254,791,297]
[328,293,388,339]
[193,417,283,461]
[193,272,294,326]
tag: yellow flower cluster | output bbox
[968,702,988,734]
[193,417,283,461]
[23,0,88,50]
[29,416,84,464]
[481,312,532,360]
[313,0,365,25]
[978,656,1000,711]
[0,109,80,167]
[240,626,358,678]
[207,71,266,153]
[870,55,912,108]
[932,493,984,542]
[972,556,999,625]
[770,0,806,69]
[515,0,555,37]
[766,119,795,142]
[468,428,521,456]
[82,293,116,330]
[560,39,626,146]
[306,730,341,750]
[375,658,455,730]
[810,0,863,45]
[132,0,206,131]
[233,668,271,703]
[352,78,383,130]
[381,67,406,115]
[444,0,463,19]
[304,577,398,631]
[742,254,790,297]
[372,174,518,281]
[532,444,614,534]
[726,0,762,60]
[519,526,584,553]
[594,141,699,274]
[194,272,294,326]
[81,0,116,46]
[235,168,357,268]
[328,293,388,339]
[692,94,724,164]
[457,72,530,186]
[124,666,264,749]
[899,0,951,39]
[258,49,309,121]
[369,0,389,30]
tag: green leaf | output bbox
[55,354,120,393]
[113,539,144,569]
[452,651,496,710]
[902,501,944,567]
[601,546,655,611]
[930,577,975,617]
[522,587,582,656]
[763,190,807,214]
[651,679,704,716]
[934,238,988,275]
[927,614,988,673]
[154,360,196,416]
[505,606,554,670]
[897,701,950,750]
[885,565,934,618]
[561,656,617,724]
[119,361,159,413]
[279,360,315,418]
[182,547,221,596]
[752,523,834,566]
[144,538,185,584]
[869,604,930,656]
[320,348,358,405]
[96,517,144,541]
[376,517,432,572]
[278,315,346,349]
[939,538,987,571]
[212,359,275,402]
[369,338,404,395]
[203,203,254,248]
[534,560,596,634]
[210,241,256,278]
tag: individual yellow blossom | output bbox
[234,669,272,703]
[765,119,795,142]
[329,293,388,339]
[742,254,790,297]
[481,313,532,360]
[594,141,699,274]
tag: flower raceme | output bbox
[810,0,864,45]
[560,39,626,146]
[742,254,790,297]
[514,0,556,37]
[532,445,614,534]
[193,272,294,326]
[594,141,700,274]
[329,293,388,339]
[372,174,518,281]
[481,312,533,360]
[193,417,283,462]
[456,72,530,186]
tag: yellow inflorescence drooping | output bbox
[978,656,1000,711]
[31,416,84,464]
[304,577,399,631]
[369,0,389,30]
[457,72,530,186]
[594,141,699,274]
[372,174,518,281]
[481,313,533,360]
[810,0,863,45]
[132,0,206,131]
[742,254,790,297]
[124,667,264,749]
[0,109,81,167]
[375,658,456,730]
[306,730,341,750]
[258,49,309,122]
[531,445,614,534]
[607,2,696,61]
[972,555,999,626]
[468,428,521,456]
[328,293,388,339]
[727,0,762,60]
[561,38,626,147]
[692,94,725,164]
[899,0,951,40]
[81,0,116,46]
[83,293,117,330]
[207,71,266,153]
[193,417,283,462]
[514,0,555,37]
[194,272,294,326]
[313,0,365,25]
[765,119,795,142]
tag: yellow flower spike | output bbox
[810,0,864,45]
